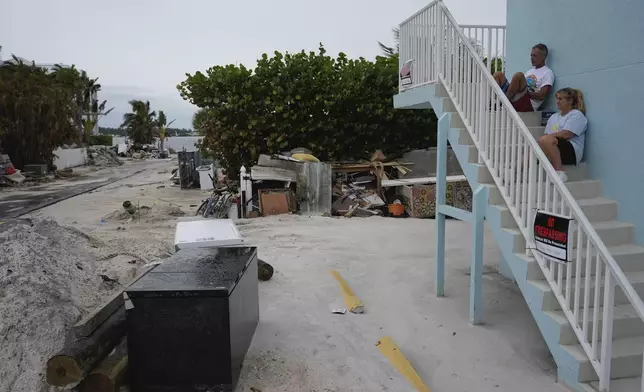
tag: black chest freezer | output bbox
[126,246,259,392]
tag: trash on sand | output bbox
[5,170,26,184]
[122,200,137,215]
[330,270,364,314]
[332,308,347,315]
[330,153,413,218]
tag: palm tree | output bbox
[378,28,400,57]
[51,65,113,143]
[121,100,156,145]
[155,110,175,151]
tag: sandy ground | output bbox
[16,159,569,392]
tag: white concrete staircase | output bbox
[430,84,644,391]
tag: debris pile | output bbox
[87,145,123,167]
[102,203,186,223]
[330,150,412,217]
[0,219,117,392]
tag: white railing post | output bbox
[599,272,615,392]
[641,354,644,392]
[436,3,444,78]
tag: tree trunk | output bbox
[78,338,128,392]
[46,306,127,386]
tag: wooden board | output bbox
[259,190,291,216]
[73,266,153,338]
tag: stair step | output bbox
[546,303,644,344]
[457,127,545,146]
[441,97,457,113]
[519,111,543,127]
[533,270,644,310]
[501,228,526,253]
[576,197,619,222]
[471,161,588,185]
[486,179,602,205]
[496,197,617,231]
[435,84,449,97]
[525,244,644,280]
[586,376,643,392]
[563,335,644,382]
[579,221,634,247]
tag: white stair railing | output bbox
[400,2,644,391]
[460,25,506,74]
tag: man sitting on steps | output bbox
[493,43,554,112]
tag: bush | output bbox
[0,60,79,168]
[178,45,437,174]
[88,134,113,146]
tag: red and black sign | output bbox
[533,210,573,263]
[400,59,414,87]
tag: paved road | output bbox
[0,162,156,220]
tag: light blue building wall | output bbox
[506,0,644,244]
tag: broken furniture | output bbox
[126,247,259,392]
[330,160,412,217]
[240,154,332,217]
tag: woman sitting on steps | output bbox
[538,87,587,183]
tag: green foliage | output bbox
[121,100,157,144]
[0,58,79,168]
[51,64,113,144]
[192,108,211,135]
[89,134,113,146]
[178,45,437,174]
[483,57,504,74]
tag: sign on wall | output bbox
[400,59,414,88]
[532,210,574,263]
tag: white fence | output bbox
[110,136,204,152]
[53,148,87,169]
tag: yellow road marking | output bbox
[376,336,430,392]
[330,270,364,314]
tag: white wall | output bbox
[53,147,87,169]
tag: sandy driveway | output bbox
[10,159,568,392]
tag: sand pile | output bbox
[0,219,115,392]
[87,145,122,167]
[102,204,186,223]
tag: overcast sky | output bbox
[1,0,505,129]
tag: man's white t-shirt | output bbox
[525,66,555,111]
[544,109,587,165]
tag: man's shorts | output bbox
[511,90,533,112]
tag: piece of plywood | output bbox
[251,166,297,182]
[381,175,466,188]
[259,192,290,216]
